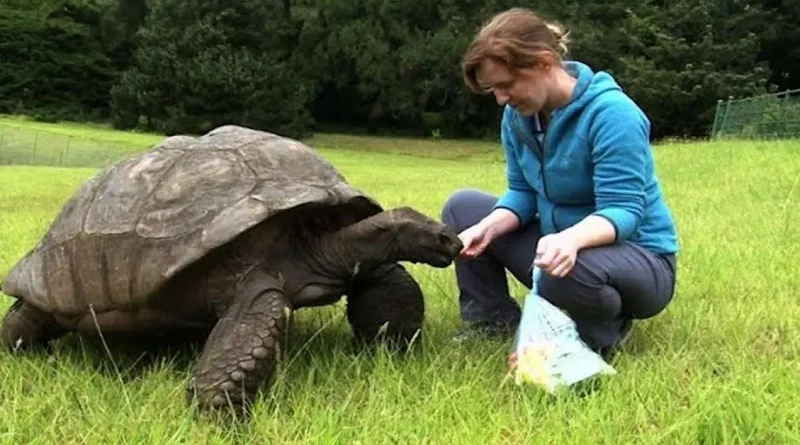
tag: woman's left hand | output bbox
[533,232,579,277]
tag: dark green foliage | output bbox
[757,0,800,91]
[110,0,313,137]
[1,0,797,139]
[294,0,497,138]
[0,0,118,122]
[103,0,148,70]
[604,0,771,138]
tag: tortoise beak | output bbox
[431,229,462,267]
[443,230,463,258]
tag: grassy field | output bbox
[1,119,799,444]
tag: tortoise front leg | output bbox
[1,299,66,352]
[346,263,424,349]
[186,270,290,417]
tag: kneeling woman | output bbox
[441,7,679,359]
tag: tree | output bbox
[110,0,314,137]
[0,0,117,121]
[605,0,771,138]
[757,0,800,91]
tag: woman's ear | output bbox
[536,52,559,72]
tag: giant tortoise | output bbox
[0,125,462,415]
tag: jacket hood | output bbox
[555,61,622,119]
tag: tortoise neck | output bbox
[314,218,399,278]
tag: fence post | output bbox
[711,99,724,138]
[719,96,733,138]
[781,90,791,139]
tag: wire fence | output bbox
[0,124,151,168]
[4,92,798,168]
[710,88,800,139]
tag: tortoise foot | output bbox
[186,271,289,416]
[1,299,65,353]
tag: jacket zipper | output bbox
[510,114,559,232]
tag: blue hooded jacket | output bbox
[494,61,678,255]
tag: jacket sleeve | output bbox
[589,97,649,240]
[493,107,538,226]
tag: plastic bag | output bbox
[509,266,617,393]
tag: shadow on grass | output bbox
[2,307,414,386]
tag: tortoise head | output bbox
[367,207,463,267]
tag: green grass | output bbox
[0,115,498,167]
[1,120,799,444]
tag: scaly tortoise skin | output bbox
[0,125,462,416]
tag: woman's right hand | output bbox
[458,223,492,259]
[456,208,520,259]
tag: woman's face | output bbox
[477,58,552,117]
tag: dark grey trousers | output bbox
[440,188,677,351]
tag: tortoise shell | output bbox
[1,125,381,314]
